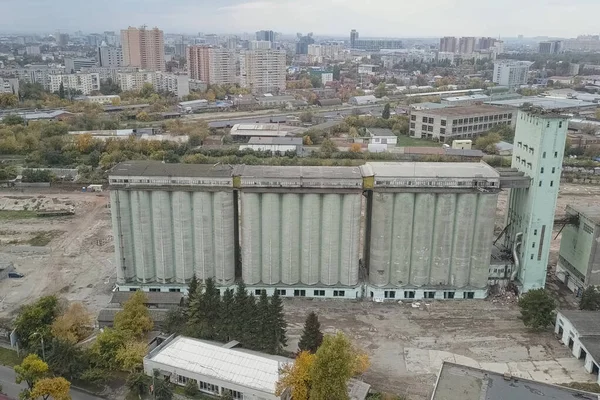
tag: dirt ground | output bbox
[0,183,598,399]
[0,190,114,321]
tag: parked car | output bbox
[8,272,24,278]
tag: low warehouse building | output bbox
[97,308,170,329]
[555,205,600,295]
[555,310,600,381]
[109,291,184,309]
[239,137,303,154]
[143,335,370,400]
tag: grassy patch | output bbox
[0,210,38,220]
[0,347,21,367]
[396,136,442,147]
[28,231,61,246]
[561,382,600,393]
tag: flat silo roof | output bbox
[234,165,364,190]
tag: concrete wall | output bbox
[112,189,235,285]
[368,191,498,290]
[240,192,362,287]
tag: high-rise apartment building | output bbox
[349,30,402,51]
[64,58,97,73]
[439,37,458,53]
[121,26,165,71]
[350,30,359,48]
[240,49,286,93]
[98,45,123,67]
[116,71,189,97]
[186,46,237,86]
[458,37,476,54]
[493,60,532,87]
[539,40,563,54]
[249,41,272,50]
[296,33,315,55]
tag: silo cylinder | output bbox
[320,194,341,286]
[213,191,236,286]
[390,193,415,287]
[281,194,301,285]
[261,193,281,285]
[368,192,393,287]
[410,193,435,286]
[241,192,262,285]
[340,194,361,286]
[450,193,478,287]
[172,191,193,283]
[152,191,174,283]
[301,194,321,285]
[192,192,214,281]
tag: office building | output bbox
[240,49,286,93]
[555,205,600,294]
[48,73,100,95]
[64,58,97,73]
[98,45,123,67]
[458,37,476,54]
[439,37,458,53]
[493,60,532,87]
[539,40,563,54]
[503,110,568,292]
[25,46,40,55]
[57,33,69,47]
[255,30,274,45]
[409,105,514,142]
[296,33,315,55]
[349,30,402,51]
[187,46,237,86]
[121,26,165,71]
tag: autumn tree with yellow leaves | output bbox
[30,377,71,400]
[113,291,153,339]
[276,332,370,400]
[51,303,92,343]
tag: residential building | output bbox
[432,361,597,400]
[493,60,532,88]
[64,58,96,73]
[358,64,378,75]
[555,311,600,382]
[437,51,456,65]
[570,63,581,75]
[539,40,563,54]
[116,70,155,92]
[0,78,19,95]
[116,71,189,97]
[321,72,334,85]
[503,110,568,292]
[365,128,397,152]
[249,40,272,50]
[458,37,476,54]
[307,43,345,63]
[349,30,402,51]
[121,26,165,71]
[143,335,369,400]
[25,45,40,55]
[409,105,513,142]
[57,33,69,47]
[563,36,600,52]
[439,37,458,53]
[239,137,303,154]
[98,45,123,67]
[48,73,100,95]
[240,49,286,93]
[78,66,138,83]
[187,46,237,86]
[555,205,600,294]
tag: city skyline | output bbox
[2,0,600,38]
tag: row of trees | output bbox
[166,278,288,355]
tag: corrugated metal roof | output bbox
[109,160,234,178]
[97,308,170,323]
[148,336,292,394]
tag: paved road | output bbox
[0,365,103,400]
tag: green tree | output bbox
[298,312,323,354]
[382,103,391,120]
[186,274,199,308]
[140,83,156,99]
[332,65,341,81]
[300,111,314,124]
[186,278,221,340]
[232,281,254,346]
[580,287,600,311]
[184,379,199,396]
[309,332,359,400]
[126,371,151,397]
[268,289,287,354]
[256,291,272,352]
[218,288,235,342]
[15,354,49,390]
[2,114,25,125]
[114,291,153,338]
[374,83,387,98]
[14,295,59,350]
[99,78,121,95]
[518,289,556,331]
[164,307,187,335]
[89,328,126,370]
[319,139,337,157]
[152,370,173,400]
[46,339,88,380]
[58,82,65,99]
[474,132,502,154]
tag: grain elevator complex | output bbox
[109,109,569,300]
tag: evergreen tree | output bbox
[382,103,391,119]
[580,287,600,311]
[232,281,251,345]
[185,283,205,338]
[186,274,199,308]
[298,312,323,354]
[244,295,259,350]
[218,288,235,342]
[269,289,287,354]
[58,82,65,99]
[256,291,272,352]
[203,278,222,340]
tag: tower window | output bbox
[554,152,558,158]
[530,254,534,260]
[552,167,556,173]
[550,181,554,187]
[532,242,535,248]
[543,152,546,158]
[540,167,544,173]
[559,121,563,128]
[539,181,542,187]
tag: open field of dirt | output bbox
[0,183,598,399]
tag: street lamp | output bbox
[30,332,45,362]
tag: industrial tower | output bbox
[504,109,568,292]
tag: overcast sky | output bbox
[1,0,599,38]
